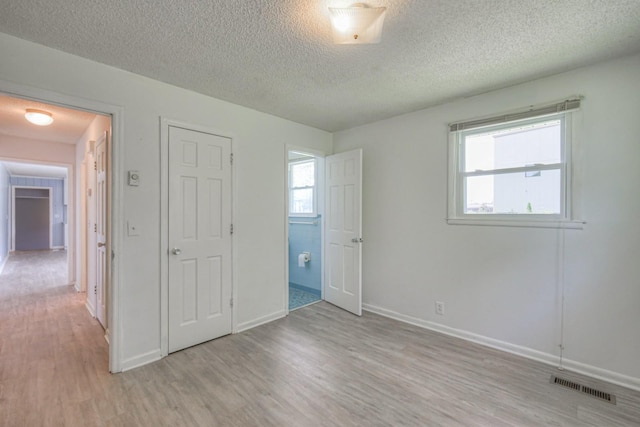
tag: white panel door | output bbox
[168,126,232,353]
[95,131,107,328]
[86,155,97,317]
[324,149,363,316]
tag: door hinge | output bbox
[94,223,97,233]
[230,153,234,165]
[94,161,97,171]
[230,224,234,235]
[94,285,97,295]
[230,298,233,308]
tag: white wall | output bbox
[0,33,332,369]
[333,53,640,390]
[0,134,76,164]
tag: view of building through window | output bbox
[462,119,563,214]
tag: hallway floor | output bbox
[0,250,109,426]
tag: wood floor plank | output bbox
[1,250,639,426]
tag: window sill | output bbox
[446,218,585,229]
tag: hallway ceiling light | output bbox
[25,108,54,126]
[328,3,387,44]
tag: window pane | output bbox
[291,188,314,214]
[465,169,561,214]
[464,119,562,172]
[291,161,315,188]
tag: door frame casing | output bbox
[159,118,236,357]
[11,185,52,251]
[283,144,327,315]
[0,79,124,373]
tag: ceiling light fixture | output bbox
[328,3,387,44]
[25,109,54,126]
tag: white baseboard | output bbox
[363,303,640,392]
[116,311,286,373]
[560,357,640,392]
[0,255,7,275]
[85,300,96,318]
[235,309,286,334]
[121,349,162,372]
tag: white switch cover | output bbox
[127,221,140,236]
[128,170,140,186]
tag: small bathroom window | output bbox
[289,157,317,217]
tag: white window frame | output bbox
[288,158,317,217]
[447,98,585,229]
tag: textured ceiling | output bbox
[1,0,639,132]
[0,94,97,144]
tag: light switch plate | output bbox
[128,170,140,186]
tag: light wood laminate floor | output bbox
[1,250,639,426]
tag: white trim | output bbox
[446,218,585,229]
[8,174,67,180]
[121,349,163,372]
[85,299,96,318]
[236,310,286,333]
[159,118,236,352]
[363,303,640,392]
[0,78,125,373]
[0,255,7,275]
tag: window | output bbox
[289,158,317,216]
[448,98,583,228]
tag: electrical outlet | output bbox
[435,301,445,316]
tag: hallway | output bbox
[0,250,109,426]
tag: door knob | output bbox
[97,242,106,248]
[172,248,182,255]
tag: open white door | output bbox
[324,149,363,316]
[168,126,232,353]
[95,131,108,328]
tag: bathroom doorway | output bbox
[287,149,324,311]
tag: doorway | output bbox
[0,89,118,370]
[287,149,324,311]
[13,186,52,251]
[1,161,70,282]
[285,148,364,316]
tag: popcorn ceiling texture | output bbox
[1,0,639,131]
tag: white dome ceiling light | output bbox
[25,108,54,126]
[328,3,387,45]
